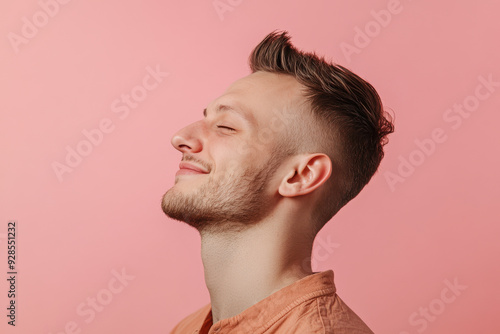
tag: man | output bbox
[162,31,394,333]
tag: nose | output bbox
[171,121,204,154]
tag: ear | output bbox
[278,153,332,197]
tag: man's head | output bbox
[161,31,394,234]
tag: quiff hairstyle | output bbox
[249,31,394,230]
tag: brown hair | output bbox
[249,31,394,228]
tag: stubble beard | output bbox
[161,157,281,234]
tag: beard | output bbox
[161,155,282,234]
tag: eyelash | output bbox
[216,125,236,132]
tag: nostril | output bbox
[171,121,204,153]
[171,134,201,153]
[171,134,186,149]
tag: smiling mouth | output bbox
[175,161,209,175]
[175,168,208,176]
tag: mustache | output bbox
[182,155,212,173]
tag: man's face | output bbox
[161,71,305,233]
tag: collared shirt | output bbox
[170,270,374,333]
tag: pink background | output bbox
[1,0,499,333]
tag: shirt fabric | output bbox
[170,270,374,334]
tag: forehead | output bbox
[208,71,306,126]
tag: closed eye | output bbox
[216,125,236,131]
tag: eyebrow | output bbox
[203,104,256,126]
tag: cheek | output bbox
[209,134,273,173]
[229,137,270,162]
[208,143,239,176]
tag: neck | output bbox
[199,211,315,325]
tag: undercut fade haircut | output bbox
[249,31,394,229]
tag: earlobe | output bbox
[278,170,302,197]
[278,154,332,197]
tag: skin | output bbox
[161,71,333,325]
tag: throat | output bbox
[200,226,313,324]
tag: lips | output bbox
[177,162,210,175]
